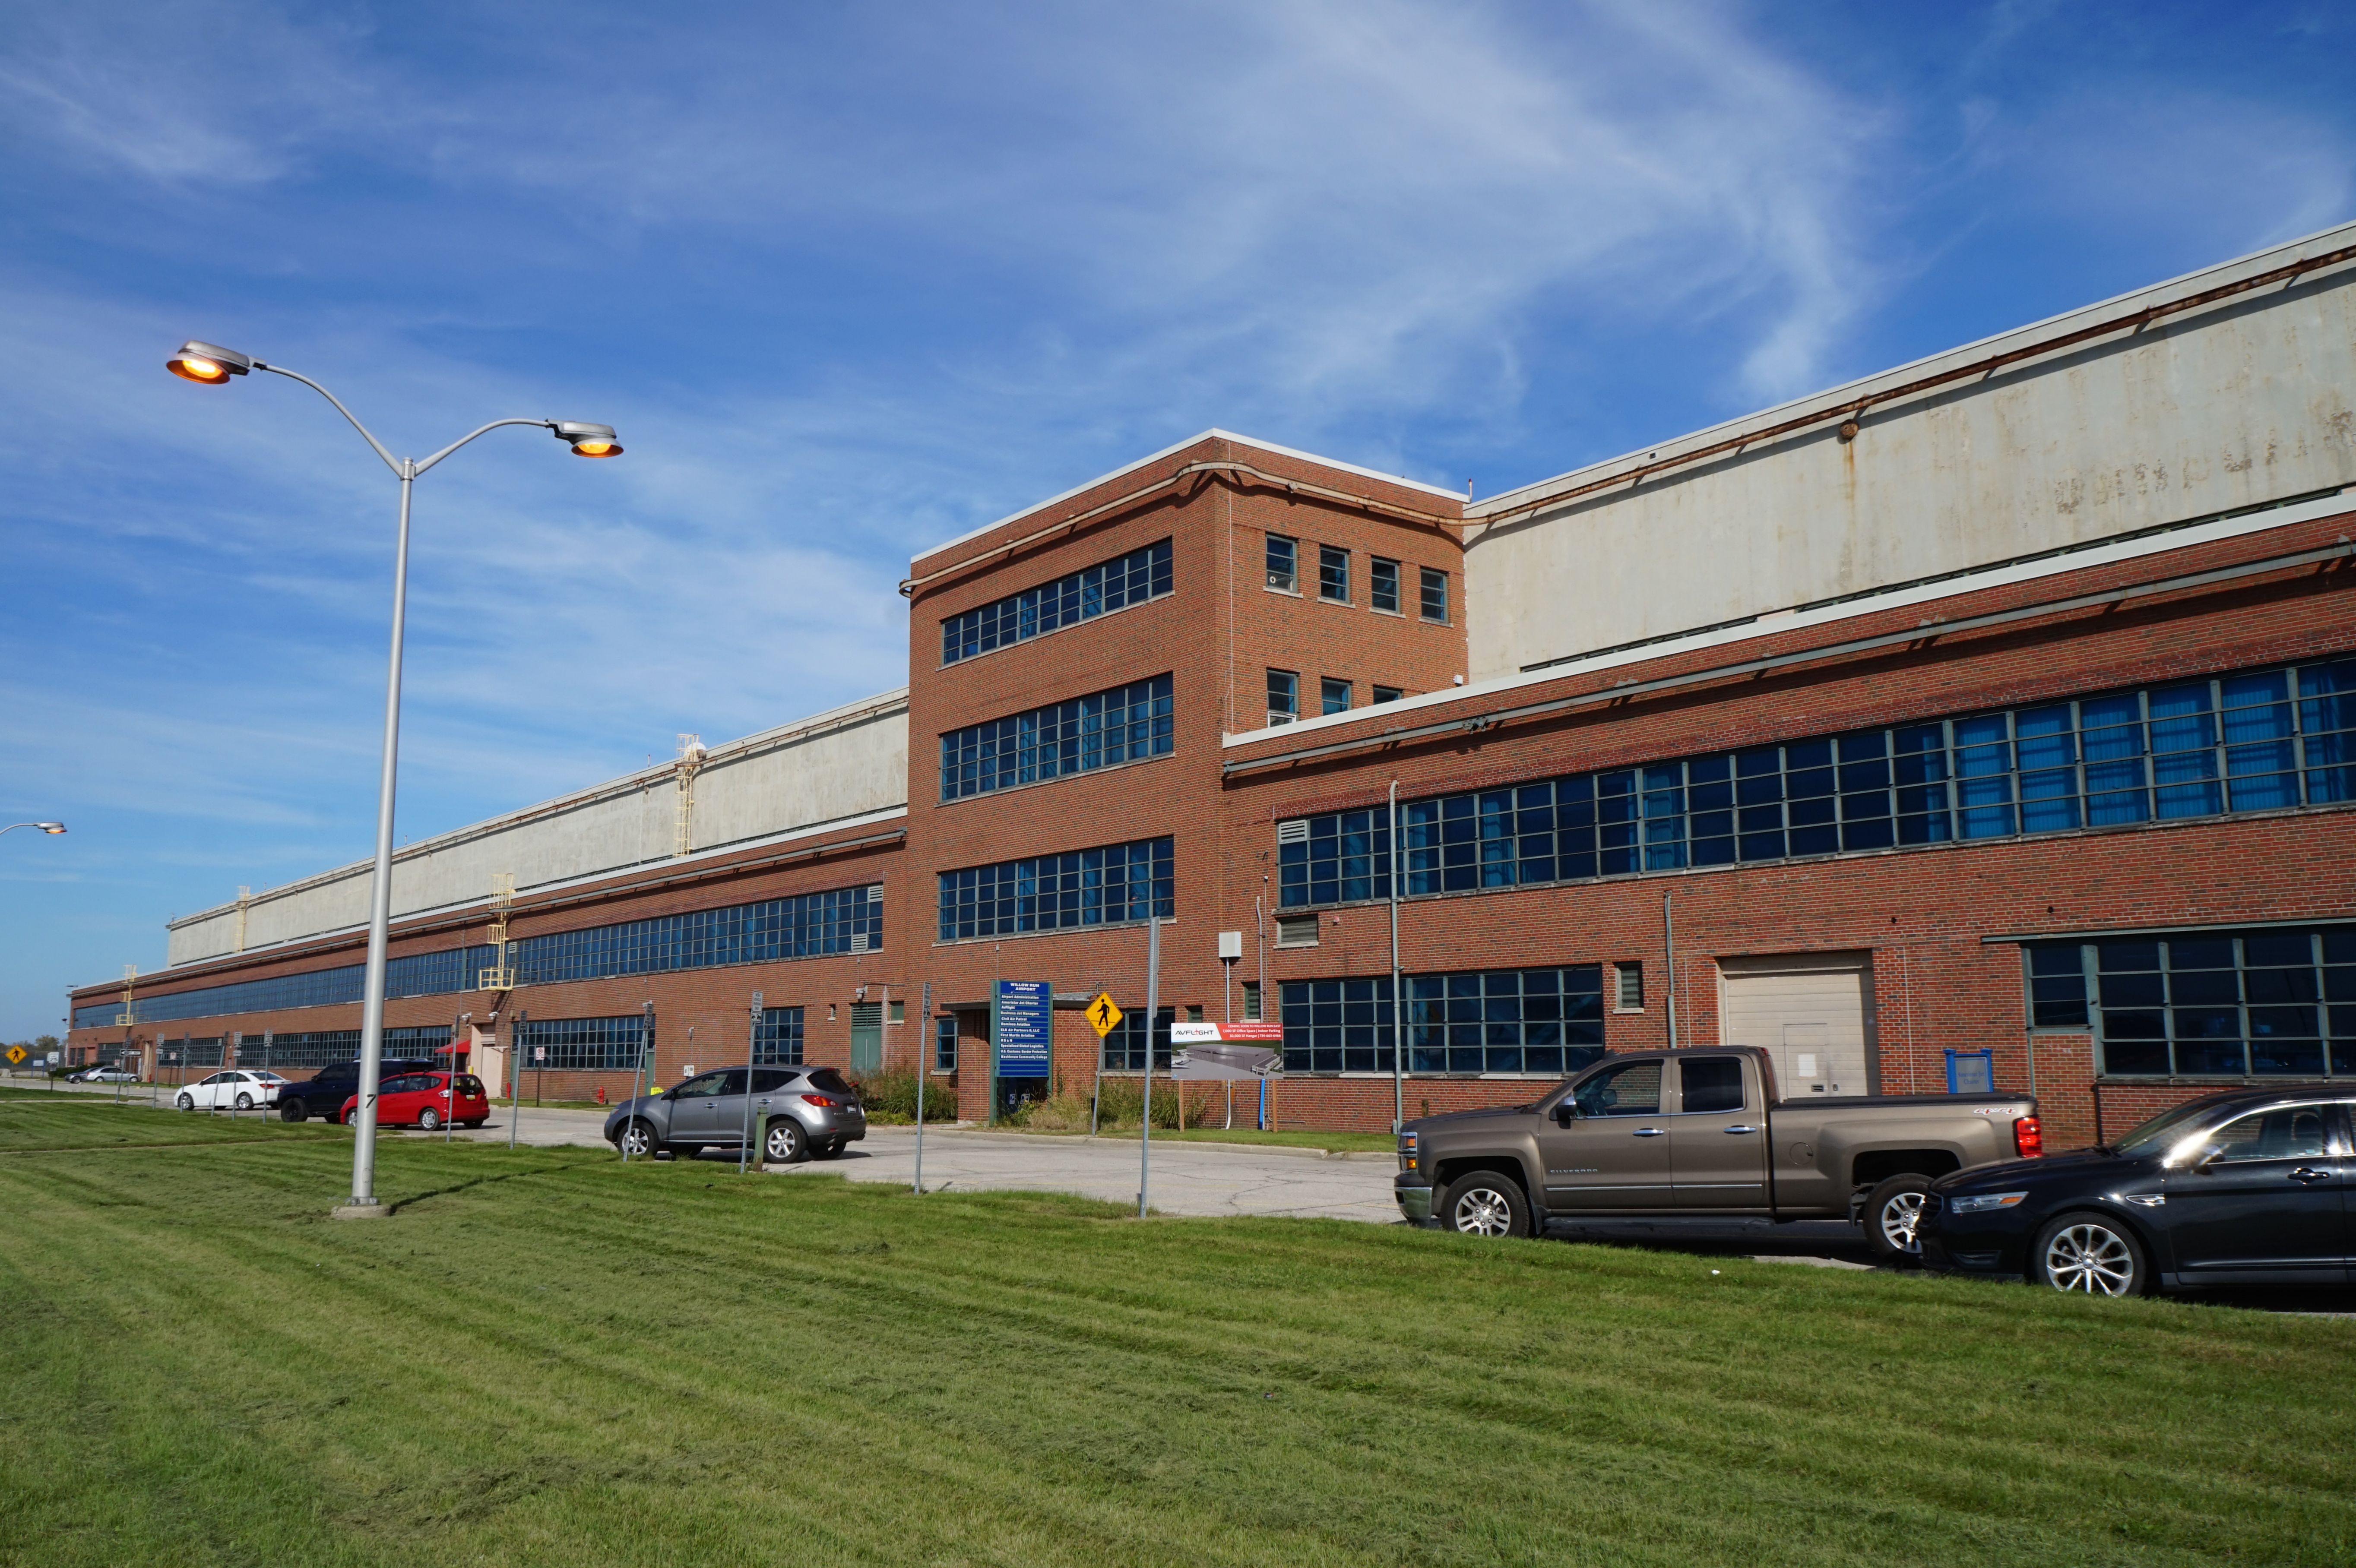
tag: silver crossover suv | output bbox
[604,1065,866,1163]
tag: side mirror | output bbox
[1552,1102,1577,1127]
[2190,1144,2224,1174]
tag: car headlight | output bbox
[1948,1191,2028,1214]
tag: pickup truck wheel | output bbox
[2033,1212,2149,1297]
[280,1100,308,1122]
[174,1092,194,1112]
[1864,1173,1936,1264]
[1439,1172,1530,1238]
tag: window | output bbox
[889,1000,905,1024]
[1615,962,1644,1011]
[2197,1105,2332,1163]
[1572,1058,1661,1116]
[2027,925,2356,1078]
[515,1015,647,1072]
[1679,1057,1746,1113]
[935,1015,958,1073]
[1371,557,1401,613]
[1273,658,2356,910]
[1241,981,1262,1022]
[753,1006,804,1066]
[79,944,497,1029]
[516,884,881,983]
[940,674,1173,800]
[220,1027,449,1070]
[940,538,1172,665]
[1372,685,1404,704]
[1319,544,1350,603]
[1419,567,1450,623]
[1321,677,1352,716]
[1102,1006,1175,1072]
[1267,669,1298,727]
[936,836,1173,940]
[1266,533,1298,593]
[1406,966,1605,1075]
[1279,978,1395,1072]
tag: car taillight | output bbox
[801,1093,838,1107]
[2013,1115,2043,1159]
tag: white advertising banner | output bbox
[1168,1021,1284,1080]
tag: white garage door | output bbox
[1716,952,1878,1100]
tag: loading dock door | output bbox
[1716,953,1877,1099]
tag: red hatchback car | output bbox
[341,1071,491,1131]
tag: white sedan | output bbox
[173,1070,290,1112]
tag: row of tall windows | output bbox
[1264,532,1450,623]
[82,882,884,1031]
[937,836,1174,940]
[1101,1006,1177,1072]
[939,674,1174,800]
[516,884,882,984]
[940,538,1173,665]
[1265,672,1405,726]
[1277,966,1609,1075]
[1278,659,2356,909]
[2027,926,2356,1079]
[78,946,498,1030]
[516,1015,648,1072]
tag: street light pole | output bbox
[167,341,620,1217]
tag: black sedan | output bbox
[1920,1087,2350,1297]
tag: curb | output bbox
[861,1126,1393,1161]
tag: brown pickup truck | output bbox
[1394,1046,2042,1260]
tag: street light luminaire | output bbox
[553,421,622,458]
[167,341,254,383]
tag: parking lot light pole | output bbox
[168,341,621,1217]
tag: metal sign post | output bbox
[1085,992,1123,1136]
[622,1002,653,1163]
[508,1010,527,1150]
[914,982,931,1194]
[228,1033,242,1119]
[740,990,763,1175]
[1138,916,1160,1219]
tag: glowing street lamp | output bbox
[168,339,623,1217]
[1,822,67,836]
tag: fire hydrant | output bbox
[595,1085,607,1106]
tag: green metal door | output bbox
[849,1002,883,1073]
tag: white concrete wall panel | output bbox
[1465,232,2356,680]
[166,692,909,966]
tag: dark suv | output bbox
[275,1059,437,1124]
[604,1065,867,1163]
[1920,1086,2353,1296]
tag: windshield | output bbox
[2110,1100,2225,1156]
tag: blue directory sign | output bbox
[993,980,1053,1075]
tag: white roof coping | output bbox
[1470,216,2356,522]
[910,428,1465,566]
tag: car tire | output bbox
[2033,1211,2150,1297]
[175,1092,194,1112]
[463,1119,485,1130]
[1863,1173,1938,1265]
[234,1093,255,1111]
[763,1118,809,1165]
[1438,1170,1531,1238]
[615,1119,660,1159]
[813,1138,845,1160]
[417,1106,442,1132]
[280,1099,308,1122]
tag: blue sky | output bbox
[3,0,2352,1039]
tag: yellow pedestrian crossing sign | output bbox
[3,1046,23,1065]
[1085,993,1124,1037]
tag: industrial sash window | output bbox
[941,537,1172,665]
[1276,658,2356,911]
[2026,926,2356,1080]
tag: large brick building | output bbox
[70,221,2356,1151]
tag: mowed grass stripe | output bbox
[1,1121,2351,1566]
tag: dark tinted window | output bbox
[1680,1058,1746,1113]
[455,1076,484,1096]
[750,1069,796,1092]
[716,1069,748,1094]
[805,1069,855,1096]
[1573,1059,1662,1117]
[670,1073,725,1099]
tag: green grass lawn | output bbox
[3,1100,2351,1567]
